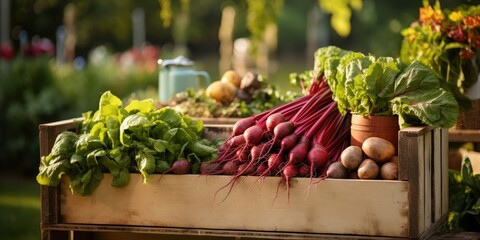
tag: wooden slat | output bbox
[441,129,449,215]
[42,223,407,240]
[448,128,480,142]
[398,126,434,181]
[423,130,432,230]
[39,118,80,240]
[432,129,442,222]
[399,127,425,238]
[60,174,410,238]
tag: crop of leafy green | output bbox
[448,158,480,232]
[308,46,459,129]
[37,91,220,195]
[171,78,299,118]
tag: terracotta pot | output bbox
[350,115,400,154]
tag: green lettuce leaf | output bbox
[391,61,459,128]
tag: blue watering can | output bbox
[158,56,210,103]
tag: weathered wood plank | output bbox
[423,131,432,230]
[399,127,424,238]
[60,174,409,237]
[433,129,442,222]
[441,129,449,215]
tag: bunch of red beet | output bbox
[201,76,351,199]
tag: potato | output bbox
[206,81,237,104]
[348,170,360,179]
[221,70,241,88]
[357,159,379,179]
[380,162,398,180]
[340,146,363,170]
[326,161,348,179]
[361,137,395,164]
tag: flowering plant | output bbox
[400,1,480,109]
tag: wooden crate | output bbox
[39,119,449,240]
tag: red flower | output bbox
[0,43,14,61]
[448,25,467,43]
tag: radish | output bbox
[200,161,220,174]
[306,144,329,183]
[281,164,298,201]
[297,163,310,177]
[287,136,310,165]
[221,161,238,175]
[236,148,250,163]
[244,125,264,145]
[267,153,285,175]
[255,162,269,176]
[266,113,286,132]
[238,162,256,175]
[232,117,256,136]
[279,133,298,151]
[227,135,246,147]
[163,159,191,174]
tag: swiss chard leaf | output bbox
[391,61,459,128]
[70,167,104,196]
[120,114,152,146]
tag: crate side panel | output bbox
[399,129,424,238]
[398,127,427,181]
[441,129,449,215]
[423,130,432,230]
[60,175,409,237]
[433,128,442,222]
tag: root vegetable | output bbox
[238,162,256,175]
[244,125,264,145]
[326,161,348,179]
[288,136,310,165]
[362,137,395,164]
[171,159,191,174]
[267,153,285,174]
[282,164,299,200]
[357,159,379,179]
[340,146,363,170]
[222,161,238,175]
[200,161,220,174]
[232,117,256,136]
[221,70,241,88]
[206,81,237,104]
[279,133,298,151]
[380,162,398,180]
[297,163,310,177]
[266,113,286,132]
[348,170,359,179]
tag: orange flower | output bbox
[419,6,444,25]
[463,15,480,29]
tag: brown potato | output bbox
[206,81,237,104]
[221,70,241,88]
[348,170,360,179]
[380,162,398,180]
[340,146,363,170]
[357,159,379,179]
[326,161,348,179]
[362,137,395,164]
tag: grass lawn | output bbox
[0,176,40,240]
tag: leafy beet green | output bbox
[37,91,220,195]
[313,46,459,128]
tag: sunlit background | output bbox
[0,0,478,239]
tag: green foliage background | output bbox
[2,0,477,176]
